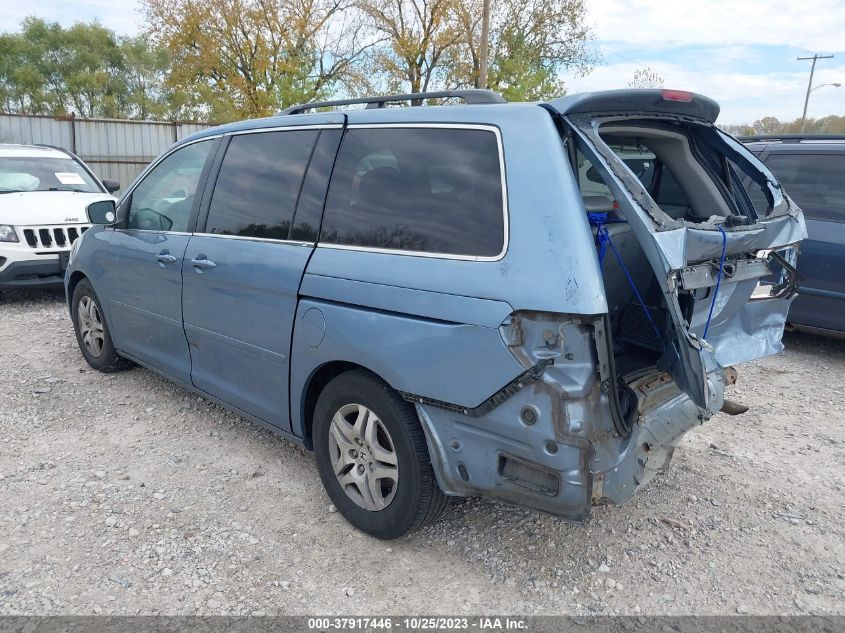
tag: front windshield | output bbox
[0,156,101,193]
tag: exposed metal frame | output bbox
[278,89,506,115]
[316,122,510,262]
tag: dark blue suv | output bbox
[743,136,845,337]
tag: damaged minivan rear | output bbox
[396,89,805,533]
[67,88,806,538]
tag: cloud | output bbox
[562,58,845,124]
[587,0,845,51]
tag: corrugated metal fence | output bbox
[0,113,211,192]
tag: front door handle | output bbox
[156,251,178,265]
[191,255,217,271]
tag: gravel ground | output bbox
[0,288,843,616]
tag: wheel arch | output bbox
[299,361,390,449]
[66,270,88,312]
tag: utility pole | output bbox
[798,53,834,133]
[478,0,491,89]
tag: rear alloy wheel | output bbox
[313,370,448,539]
[71,279,131,373]
[328,403,400,511]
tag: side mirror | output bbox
[87,200,117,225]
[100,178,120,193]
[101,179,121,194]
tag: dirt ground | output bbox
[0,288,843,616]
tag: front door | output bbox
[181,125,342,429]
[107,139,217,382]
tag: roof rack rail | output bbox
[278,89,506,115]
[739,134,845,143]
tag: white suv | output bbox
[0,144,118,293]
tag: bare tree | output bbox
[356,0,463,96]
[626,66,664,89]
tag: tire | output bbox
[71,279,131,373]
[313,369,448,539]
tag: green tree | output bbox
[60,21,128,117]
[0,18,65,114]
[119,35,173,119]
[446,0,596,101]
[0,17,177,119]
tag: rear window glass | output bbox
[320,127,505,258]
[578,147,690,217]
[763,153,845,222]
[206,130,318,239]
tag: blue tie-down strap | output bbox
[587,212,626,264]
[588,212,663,343]
[702,224,728,340]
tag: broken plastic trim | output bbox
[748,246,801,301]
[398,358,554,418]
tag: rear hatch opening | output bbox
[548,91,806,414]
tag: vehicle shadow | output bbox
[0,287,66,305]
[782,329,845,359]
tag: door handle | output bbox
[191,256,217,271]
[156,251,178,265]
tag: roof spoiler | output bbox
[545,89,720,124]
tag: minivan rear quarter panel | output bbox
[292,107,609,427]
[290,106,612,511]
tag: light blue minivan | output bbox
[66,89,806,538]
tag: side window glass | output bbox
[655,164,689,208]
[577,149,656,199]
[128,140,213,232]
[290,129,342,242]
[764,154,845,222]
[576,148,690,218]
[205,130,318,239]
[321,127,505,257]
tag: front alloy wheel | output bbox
[71,278,131,373]
[77,295,105,358]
